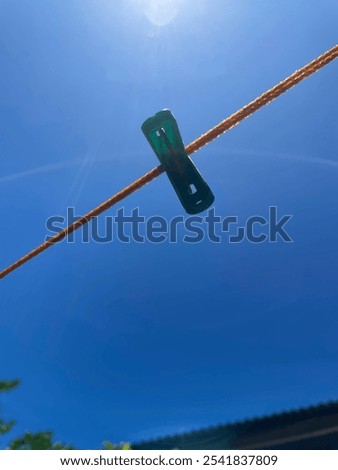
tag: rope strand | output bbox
[1,44,337,279]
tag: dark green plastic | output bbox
[141,110,215,214]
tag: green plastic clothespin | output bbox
[142,110,215,214]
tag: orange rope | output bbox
[1,44,337,280]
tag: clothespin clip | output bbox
[141,110,215,214]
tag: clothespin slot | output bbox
[142,110,215,214]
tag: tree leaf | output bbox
[103,441,131,450]
[9,432,74,450]
[0,380,20,393]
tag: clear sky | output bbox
[0,0,337,449]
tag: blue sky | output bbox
[0,0,338,449]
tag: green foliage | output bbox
[103,441,131,450]
[0,380,20,393]
[9,432,74,450]
[0,379,20,436]
[0,420,16,436]
[1,379,129,450]
[0,379,74,449]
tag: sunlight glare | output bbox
[133,0,186,27]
